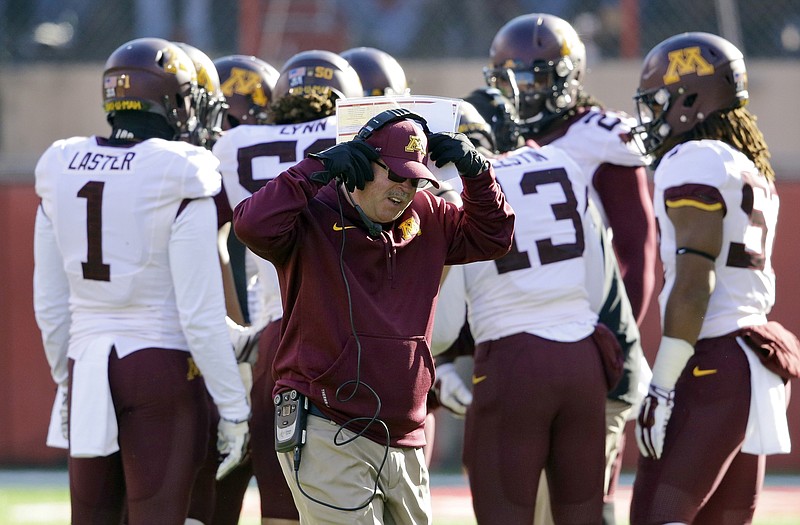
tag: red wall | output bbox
[2,182,800,469]
[0,185,67,465]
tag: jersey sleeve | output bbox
[33,205,71,386]
[657,142,729,212]
[169,197,250,422]
[580,110,647,168]
[431,265,467,356]
[179,147,223,200]
[593,163,657,324]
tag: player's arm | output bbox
[594,163,657,325]
[663,204,723,346]
[636,182,723,460]
[218,222,246,325]
[33,205,71,387]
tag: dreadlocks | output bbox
[654,107,775,181]
[267,91,336,125]
[690,107,774,181]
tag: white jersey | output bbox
[34,135,248,420]
[212,115,338,324]
[654,139,778,338]
[437,146,598,347]
[547,107,647,223]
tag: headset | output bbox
[356,107,430,140]
[349,108,431,237]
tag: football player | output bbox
[169,49,269,525]
[433,141,618,524]
[480,14,657,525]
[630,32,796,525]
[211,49,362,525]
[33,37,250,525]
[175,42,228,150]
[340,46,411,97]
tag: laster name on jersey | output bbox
[279,120,329,135]
[68,151,136,171]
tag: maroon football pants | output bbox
[630,333,765,525]
[250,318,301,520]
[68,348,209,525]
[463,332,607,525]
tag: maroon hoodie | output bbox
[234,157,514,447]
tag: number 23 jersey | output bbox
[463,145,598,344]
[654,139,779,338]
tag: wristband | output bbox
[651,336,694,389]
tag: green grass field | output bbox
[1,473,798,525]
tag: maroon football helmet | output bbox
[272,49,363,103]
[340,47,409,97]
[103,38,198,136]
[632,32,749,155]
[485,13,586,135]
[175,42,227,147]
[214,55,279,129]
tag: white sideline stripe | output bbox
[11,503,70,522]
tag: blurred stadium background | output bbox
[1,0,799,482]
[1,0,799,63]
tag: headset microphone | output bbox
[355,205,383,237]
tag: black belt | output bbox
[307,402,328,419]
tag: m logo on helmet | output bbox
[162,45,194,81]
[405,135,423,153]
[663,47,714,85]
[221,67,268,106]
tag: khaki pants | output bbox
[533,399,633,524]
[277,414,432,525]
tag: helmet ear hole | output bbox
[683,94,698,108]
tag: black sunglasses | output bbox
[376,160,429,189]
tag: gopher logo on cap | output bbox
[398,217,421,240]
[405,135,424,154]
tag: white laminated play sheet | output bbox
[336,95,463,181]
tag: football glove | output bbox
[226,317,263,366]
[433,363,473,417]
[309,139,379,192]
[216,417,250,480]
[238,362,253,405]
[427,132,490,178]
[635,384,674,459]
[635,336,694,459]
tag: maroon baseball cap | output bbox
[363,119,440,188]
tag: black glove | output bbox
[308,139,379,192]
[427,132,490,178]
